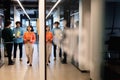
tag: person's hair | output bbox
[16,21,21,25]
[5,20,11,27]
[46,25,50,31]
[27,25,34,32]
[54,21,60,25]
[46,25,49,28]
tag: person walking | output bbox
[2,20,14,65]
[46,25,53,65]
[23,25,36,66]
[52,21,62,60]
[13,21,23,61]
[61,20,69,64]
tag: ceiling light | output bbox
[46,0,61,19]
[16,0,31,20]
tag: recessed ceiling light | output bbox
[46,0,61,19]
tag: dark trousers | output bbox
[6,43,13,63]
[14,43,23,58]
[62,52,67,63]
[53,44,62,58]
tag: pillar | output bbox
[78,0,91,71]
[90,0,105,80]
[39,0,45,80]
[4,0,11,26]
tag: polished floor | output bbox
[0,44,40,80]
[47,51,90,80]
[0,44,90,80]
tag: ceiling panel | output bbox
[10,0,38,19]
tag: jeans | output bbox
[6,43,13,63]
[14,43,23,58]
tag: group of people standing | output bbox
[2,20,36,66]
[2,20,67,66]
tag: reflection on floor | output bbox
[0,44,90,80]
[0,44,40,80]
[47,50,90,80]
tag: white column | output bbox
[14,6,20,27]
[78,0,91,71]
[39,0,45,80]
[78,0,83,70]
[90,0,105,80]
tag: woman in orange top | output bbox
[23,25,36,66]
[46,25,53,65]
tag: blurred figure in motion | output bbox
[61,20,79,64]
[23,25,36,66]
[61,20,69,64]
[2,20,15,65]
[13,21,23,61]
[52,21,62,60]
[70,21,79,63]
[46,25,53,65]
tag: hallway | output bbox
[47,58,90,80]
[0,44,90,80]
[0,44,40,80]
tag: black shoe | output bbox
[46,63,49,66]
[8,61,14,65]
[20,58,22,61]
[29,64,32,66]
[5,55,8,57]
[61,60,67,64]
[27,61,29,64]
[54,58,56,61]
[48,60,50,63]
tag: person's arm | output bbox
[52,28,54,35]
[49,32,53,42]
[23,32,27,43]
[20,28,24,38]
[30,32,36,43]
[16,28,23,38]
[12,28,16,37]
[9,29,15,40]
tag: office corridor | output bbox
[0,44,40,80]
[47,57,90,80]
[0,44,90,80]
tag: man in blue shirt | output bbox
[13,21,23,61]
[52,21,62,60]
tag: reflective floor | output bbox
[47,59,90,80]
[47,48,90,80]
[0,44,90,80]
[0,44,40,80]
